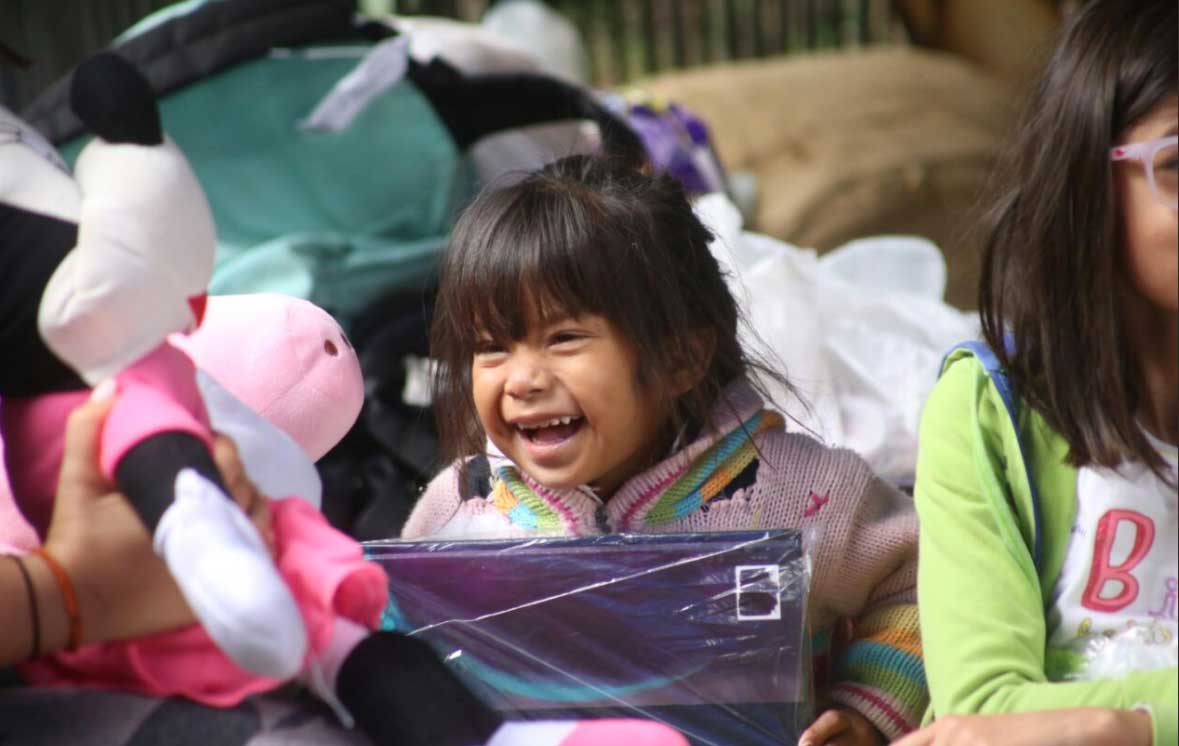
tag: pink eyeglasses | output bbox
[1110,134,1178,211]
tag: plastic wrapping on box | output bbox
[364,530,813,746]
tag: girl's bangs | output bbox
[449,187,621,347]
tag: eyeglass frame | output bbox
[1110,134,1179,212]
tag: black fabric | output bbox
[114,431,227,531]
[336,631,503,746]
[723,458,760,499]
[125,698,260,746]
[317,286,439,541]
[696,458,760,512]
[0,685,371,746]
[22,0,367,144]
[460,454,492,502]
[408,60,645,163]
[69,52,162,145]
[0,203,85,396]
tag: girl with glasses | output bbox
[901,1,1177,745]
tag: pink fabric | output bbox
[3,340,388,706]
[169,294,364,462]
[561,721,688,746]
[100,342,213,480]
[2,391,85,539]
[19,497,388,707]
[0,343,209,539]
[0,413,38,553]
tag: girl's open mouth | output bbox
[517,416,584,445]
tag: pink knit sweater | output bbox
[402,381,925,738]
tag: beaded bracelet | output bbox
[32,547,82,651]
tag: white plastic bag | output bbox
[697,194,978,485]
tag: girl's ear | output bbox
[668,329,715,397]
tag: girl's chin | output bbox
[522,465,584,492]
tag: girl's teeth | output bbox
[517,416,579,431]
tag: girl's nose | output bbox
[504,354,548,398]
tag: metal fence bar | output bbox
[608,0,627,83]
[640,0,657,74]
[778,0,791,51]
[671,0,687,68]
[716,0,735,60]
[751,0,766,57]
[805,0,818,48]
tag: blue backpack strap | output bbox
[941,341,1045,572]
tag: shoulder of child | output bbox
[919,351,1006,459]
[400,461,465,539]
[751,425,908,522]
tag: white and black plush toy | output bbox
[0,51,309,679]
[0,51,690,746]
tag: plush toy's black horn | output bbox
[69,51,163,146]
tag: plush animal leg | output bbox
[119,433,307,678]
[334,629,504,746]
[327,625,687,746]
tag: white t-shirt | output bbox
[1048,429,1178,680]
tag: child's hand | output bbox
[892,708,1152,746]
[798,707,884,746]
[46,387,272,646]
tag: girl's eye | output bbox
[549,331,585,347]
[474,340,506,356]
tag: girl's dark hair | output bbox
[431,153,791,461]
[979,0,1177,477]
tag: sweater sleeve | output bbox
[914,358,1178,744]
[821,464,926,740]
[400,462,464,539]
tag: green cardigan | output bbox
[914,351,1177,744]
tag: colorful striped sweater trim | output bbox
[491,467,568,532]
[830,681,915,739]
[830,604,926,738]
[490,410,784,531]
[638,410,784,526]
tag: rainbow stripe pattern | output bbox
[641,410,784,525]
[829,603,926,739]
[492,466,566,532]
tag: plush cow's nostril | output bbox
[324,339,339,356]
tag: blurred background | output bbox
[4,1,901,104]
[0,0,1073,536]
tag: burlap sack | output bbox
[640,47,1020,309]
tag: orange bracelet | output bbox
[32,547,82,651]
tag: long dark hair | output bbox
[979,0,1178,477]
[431,153,792,461]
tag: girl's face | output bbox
[471,313,670,497]
[1114,96,1178,315]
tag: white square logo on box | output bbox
[735,564,781,621]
